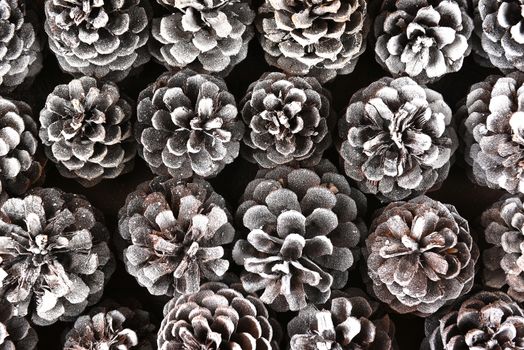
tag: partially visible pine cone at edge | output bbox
[0,300,38,350]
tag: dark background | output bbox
[25,0,506,348]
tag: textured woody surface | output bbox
[0,300,37,350]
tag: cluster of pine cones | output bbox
[1,0,524,349]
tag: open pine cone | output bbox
[288,289,396,350]
[0,300,37,350]
[150,0,255,76]
[240,72,332,169]
[118,176,235,296]
[257,0,369,83]
[364,195,478,316]
[374,0,473,84]
[39,76,136,187]
[338,77,457,202]
[136,69,243,179]
[0,0,42,93]
[233,160,367,312]
[158,282,281,350]
[461,72,524,193]
[421,291,524,349]
[44,0,150,81]
[0,188,115,325]
[0,97,44,201]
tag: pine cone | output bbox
[233,160,367,312]
[150,0,255,76]
[158,282,281,350]
[64,305,156,350]
[481,194,524,302]
[118,176,235,296]
[338,77,457,202]
[374,0,473,84]
[461,72,524,193]
[421,291,524,350]
[0,188,115,325]
[364,195,479,316]
[0,97,44,200]
[288,289,396,350]
[0,0,42,93]
[240,72,332,169]
[136,69,243,179]
[44,0,150,82]
[257,0,369,83]
[0,300,37,350]
[39,76,136,187]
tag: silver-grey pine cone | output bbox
[0,188,115,326]
[0,0,42,93]
[482,194,524,303]
[64,305,156,350]
[233,160,367,312]
[364,195,478,316]
[0,300,37,350]
[461,72,524,194]
[158,282,281,350]
[240,72,332,169]
[150,0,255,76]
[421,291,524,350]
[338,77,457,202]
[44,0,150,82]
[374,0,473,84]
[136,69,243,179]
[39,76,136,187]
[257,0,369,83]
[0,97,44,200]
[288,289,396,350]
[118,176,235,296]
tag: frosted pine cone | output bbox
[0,0,42,93]
[240,72,332,169]
[136,70,243,179]
[257,0,369,83]
[44,0,150,81]
[364,195,478,316]
[0,300,37,350]
[0,188,115,325]
[338,77,457,202]
[158,282,281,350]
[374,0,473,84]
[118,176,235,296]
[150,0,255,76]
[288,289,396,350]
[0,97,44,200]
[421,291,524,350]
[39,76,136,187]
[461,72,524,193]
[233,160,367,311]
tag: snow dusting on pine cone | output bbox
[158,282,281,350]
[150,0,255,76]
[461,72,524,194]
[233,160,367,311]
[136,70,243,179]
[364,195,478,316]
[39,76,136,187]
[257,0,369,83]
[0,97,44,200]
[240,72,333,169]
[0,0,42,93]
[288,289,396,350]
[374,0,473,84]
[421,291,524,350]
[0,188,114,326]
[0,300,37,350]
[338,77,457,202]
[118,176,235,296]
[44,0,150,81]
